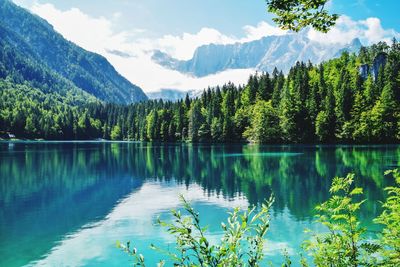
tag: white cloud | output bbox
[21,1,275,92]
[362,17,395,44]
[308,15,399,45]
[30,3,136,55]
[15,2,400,93]
[107,50,253,92]
[242,21,287,42]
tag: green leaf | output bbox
[350,187,363,195]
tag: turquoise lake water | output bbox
[0,142,399,266]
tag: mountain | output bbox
[152,33,362,77]
[0,22,93,102]
[334,38,363,57]
[0,0,147,103]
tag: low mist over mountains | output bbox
[0,0,147,104]
[152,33,362,77]
[147,89,191,101]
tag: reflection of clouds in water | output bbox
[29,182,249,266]
[264,207,324,266]
[264,240,294,256]
[29,181,322,267]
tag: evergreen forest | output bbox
[1,41,399,143]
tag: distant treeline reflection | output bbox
[1,143,398,220]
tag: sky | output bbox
[12,0,400,93]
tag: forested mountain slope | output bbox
[1,41,399,142]
[0,23,94,100]
[0,0,147,104]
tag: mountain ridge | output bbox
[152,33,362,77]
[0,0,147,103]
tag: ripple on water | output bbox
[220,152,303,157]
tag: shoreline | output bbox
[1,139,399,147]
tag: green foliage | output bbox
[244,100,280,143]
[146,110,159,141]
[266,0,339,32]
[0,80,98,139]
[118,195,275,266]
[374,169,400,266]
[110,125,122,140]
[188,100,204,142]
[303,173,379,266]
[315,111,330,142]
[221,86,236,141]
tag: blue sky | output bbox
[333,0,399,30]
[12,0,400,92]
[14,0,400,38]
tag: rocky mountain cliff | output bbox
[152,33,362,77]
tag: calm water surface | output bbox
[0,142,399,266]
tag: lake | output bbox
[0,142,399,266]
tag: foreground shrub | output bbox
[303,173,380,266]
[375,169,400,266]
[118,195,275,266]
[118,170,400,266]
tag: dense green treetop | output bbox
[266,0,338,32]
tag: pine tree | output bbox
[222,88,236,141]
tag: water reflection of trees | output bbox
[0,143,397,266]
[1,143,397,220]
[134,144,396,222]
[0,142,143,267]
